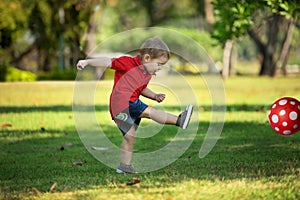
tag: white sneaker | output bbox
[116,163,138,174]
[176,104,193,129]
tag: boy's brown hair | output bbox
[140,37,170,59]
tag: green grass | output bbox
[0,76,300,200]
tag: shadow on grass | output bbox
[0,104,271,113]
[181,121,300,180]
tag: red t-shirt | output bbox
[109,55,152,118]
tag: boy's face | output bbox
[142,54,169,75]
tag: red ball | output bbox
[268,97,300,135]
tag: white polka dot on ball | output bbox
[279,110,286,116]
[282,121,288,126]
[275,127,280,131]
[279,99,287,105]
[272,104,276,109]
[272,114,279,123]
[290,101,296,105]
[283,130,291,135]
[289,111,297,120]
[293,124,298,129]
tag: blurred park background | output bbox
[0,0,300,82]
[1,1,300,199]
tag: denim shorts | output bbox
[113,99,148,135]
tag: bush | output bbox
[37,69,77,80]
[0,50,10,82]
[0,64,7,82]
[5,67,37,82]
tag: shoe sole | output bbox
[116,168,138,174]
[183,104,193,129]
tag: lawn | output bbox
[0,75,300,200]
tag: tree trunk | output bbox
[280,46,290,75]
[205,0,214,24]
[83,6,100,56]
[222,40,234,80]
[276,18,295,75]
[249,14,282,77]
[82,6,102,79]
[143,0,155,26]
[262,14,282,76]
[12,38,42,68]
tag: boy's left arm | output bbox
[141,88,165,103]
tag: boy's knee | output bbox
[139,106,152,118]
[124,134,135,145]
[124,127,136,140]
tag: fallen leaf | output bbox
[91,146,108,151]
[185,156,191,161]
[49,182,57,192]
[32,187,40,196]
[199,106,205,112]
[126,177,140,186]
[166,198,174,200]
[2,123,12,127]
[72,161,86,166]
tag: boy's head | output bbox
[139,37,170,74]
[140,37,170,60]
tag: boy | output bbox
[76,37,193,173]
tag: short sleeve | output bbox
[111,56,134,71]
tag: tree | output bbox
[0,0,97,75]
[0,0,29,80]
[212,0,300,77]
[212,1,252,79]
[23,0,93,71]
[193,0,214,31]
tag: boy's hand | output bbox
[155,93,165,103]
[76,60,88,70]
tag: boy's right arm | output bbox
[76,57,112,70]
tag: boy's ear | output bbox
[143,54,151,62]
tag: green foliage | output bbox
[1,0,299,79]
[0,65,6,82]
[212,0,300,44]
[265,0,300,20]
[0,0,28,47]
[0,49,10,81]
[212,0,254,44]
[95,27,222,62]
[38,69,77,81]
[0,0,94,76]
[174,28,223,61]
[5,67,37,82]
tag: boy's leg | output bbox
[117,125,138,174]
[139,106,178,124]
[120,125,136,165]
[139,105,193,129]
